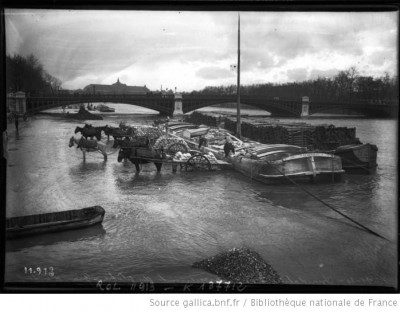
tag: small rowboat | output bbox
[333,143,378,173]
[6,206,105,239]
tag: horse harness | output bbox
[77,138,98,150]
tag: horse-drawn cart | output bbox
[117,141,230,173]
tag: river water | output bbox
[5,103,398,289]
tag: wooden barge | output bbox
[6,206,105,239]
[168,123,345,184]
[183,112,378,174]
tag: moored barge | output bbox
[168,123,345,184]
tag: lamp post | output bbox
[236,13,241,139]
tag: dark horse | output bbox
[113,136,150,149]
[117,148,163,173]
[103,125,137,141]
[75,125,102,140]
[102,125,128,141]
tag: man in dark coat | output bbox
[198,136,208,149]
[223,137,235,157]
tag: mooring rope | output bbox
[262,160,390,242]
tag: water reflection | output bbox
[69,161,107,177]
[6,225,106,253]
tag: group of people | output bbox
[198,135,236,158]
[86,103,96,110]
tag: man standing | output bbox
[223,137,235,157]
[14,113,19,135]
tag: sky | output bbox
[5,9,399,92]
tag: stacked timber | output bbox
[184,111,219,127]
[224,118,360,150]
[184,111,361,150]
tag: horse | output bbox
[102,125,127,141]
[69,136,107,161]
[113,137,131,149]
[84,123,110,137]
[90,125,111,140]
[117,148,162,172]
[74,125,102,141]
[113,136,150,149]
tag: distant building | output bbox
[83,78,150,95]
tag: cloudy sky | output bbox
[5,9,398,92]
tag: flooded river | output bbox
[5,104,398,289]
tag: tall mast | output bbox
[236,13,241,139]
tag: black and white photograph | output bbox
[1,3,398,297]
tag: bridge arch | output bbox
[182,94,302,117]
[26,94,175,116]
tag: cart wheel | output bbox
[167,142,188,156]
[186,155,211,171]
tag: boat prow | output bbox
[334,143,378,174]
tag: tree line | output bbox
[6,54,62,95]
[188,67,398,104]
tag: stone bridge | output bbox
[7,92,398,118]
[182,95,398,118]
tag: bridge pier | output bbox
[172,93,184,117]
[300,96,310,117]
